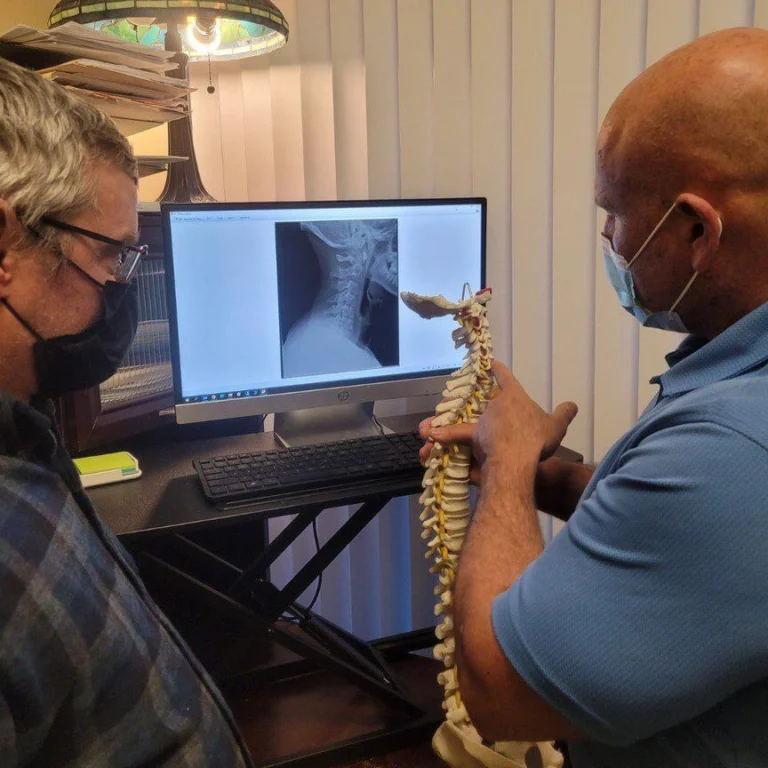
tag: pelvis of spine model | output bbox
[400,286,563,768]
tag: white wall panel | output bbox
[298,0,337,201]
[185,0,765,635]
[551,0,600,461]
[698,0,753,34]
[363,0,400,199]
[510,0,554,410]
[216,61,249,201]
[471,0,512,365]
[755,0,768,27]
[269,0,306,201]
[241,54,277,201]
[593,0,645,460]
[189,64,225,200]
[330,0,369,200]
[646,0,699,64]
[397,0,434,198]
[434,0,472,198]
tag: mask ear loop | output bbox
[668,216,723,315]
[626,202,679,269]
[1,297,44,341]
[668,272,699,315]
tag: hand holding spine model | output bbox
[400,285,563,768]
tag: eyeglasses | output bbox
[39,216,148,284]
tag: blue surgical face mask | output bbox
[601,202,721,333]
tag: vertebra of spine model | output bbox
[401,285,563,768]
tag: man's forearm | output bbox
[452,451,545,735]
[455,452,543,651]
[535,458,596,522]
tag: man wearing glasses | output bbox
[0,59,252,766]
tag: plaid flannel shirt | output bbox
[0,394,253,768]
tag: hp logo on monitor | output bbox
[337,391,350,402]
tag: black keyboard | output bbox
[194,431,424,504]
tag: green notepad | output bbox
[74,451,142,488]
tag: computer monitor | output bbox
[162,198,486,445]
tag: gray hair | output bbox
[0,58,138,248]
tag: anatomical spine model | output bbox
[400,286,562,768]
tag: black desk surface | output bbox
[89,414,583,543]
[89,421,422,543]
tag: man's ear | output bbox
[676,192,722,274]
[0,200,19,298]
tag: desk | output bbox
[90,417,582,542]
[91,422,422,542]
[89,419,582,768]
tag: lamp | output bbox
[48,1,289,202]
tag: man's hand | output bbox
[474,361,577,465]
[418,418,481,483]
[421,362,578,469]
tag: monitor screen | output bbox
[163,198,485,419]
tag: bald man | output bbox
[421,27,768,768]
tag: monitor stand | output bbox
[274,402,382,448]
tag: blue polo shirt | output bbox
[492,302,768,767]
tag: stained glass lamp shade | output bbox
[48,1,288,60]
[48,1,289,201]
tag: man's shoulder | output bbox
[594,374,768,502]
[0,455,73,535]
[658,374,768,452]
[0,456,99,604]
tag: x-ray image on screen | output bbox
[276,219,399,379]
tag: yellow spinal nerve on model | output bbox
[400,285,562,768]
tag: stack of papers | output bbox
[40,59,192,103]
[38,58,195,134]
[1,25,196,136]
[1,23,177,73]
[64,87,189,134]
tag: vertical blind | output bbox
[178,0,766,637]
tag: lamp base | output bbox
[157,27,216,204]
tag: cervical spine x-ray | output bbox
[276,219,399,378]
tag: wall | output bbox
[131,125,168,202]
[180,1,768,631]
[0,0,52,31]
[186,0,768,472]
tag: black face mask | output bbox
[3,280,139,399]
